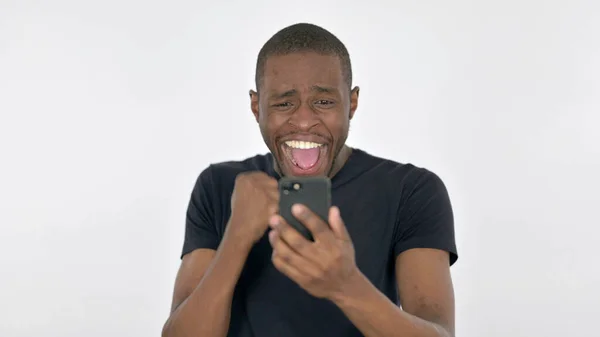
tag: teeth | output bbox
[285,140,323,149]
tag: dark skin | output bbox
[250,52,358,178]
[162,52,455,337]
[254,52,455,336]
[268,206,455,337]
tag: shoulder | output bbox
[352,149,445,192]
[349,150,451,217]
[187,153,274,222]
[364,152,457,265]
[193,153,273,194]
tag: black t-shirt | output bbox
[182,148,458,337]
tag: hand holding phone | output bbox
[278,176,331,241]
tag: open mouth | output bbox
[280,140,328,176]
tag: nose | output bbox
[288,103,320,131]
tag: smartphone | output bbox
[278,176,331,241]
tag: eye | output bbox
[273,102,293,108]
[315,100,334,106]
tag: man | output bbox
[162,23,458,337]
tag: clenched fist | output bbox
[225,171,279,247]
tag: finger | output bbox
[272,253,307,285]
[266,201,279,215]
[269,229,321,279]
[263,176,279,188]
[259,176,278,189]
[268,191,280,202]
[269,215,316,258]
[291,204,333,242]
[328,206,350,240]
[263,183,279,197]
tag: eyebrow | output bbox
[270,89,297,100]
[269,85,337,100]
[311,85,336,94]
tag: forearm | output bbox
[331,271,452,337]
[162,233,252,337]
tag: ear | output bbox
[349,86,359,120]
[249,89,260,123]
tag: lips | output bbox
[285,141,322,169]
[279,139,329,176]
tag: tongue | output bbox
[290,147,320,169]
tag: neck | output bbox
[328,145,352,178]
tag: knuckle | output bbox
[288,237,305,251]
[279,252,291,263]
[332,250,343,263]
[236,171,250,179]
[271,190,280,200]
[254,171,269,181]
[268,204,279,214]
[314,268,326,281]
[272,257,282,269]
[234,174,249,186]
[237,171,264,183]
[272,252,282,265]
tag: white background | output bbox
[1,1,599,336]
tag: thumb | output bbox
[328,206,349,240]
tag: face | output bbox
[250,52,359,177]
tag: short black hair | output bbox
[255,23,352,91]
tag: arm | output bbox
[161,228,252,337]
[331,169,456,336]
[162,168,279,337]
[162,166,252,337]
[268,170,457,336]
[268,207,455,337]
[330,248,455,337]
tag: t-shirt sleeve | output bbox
[392,169,458,266]
[181,165,221,259]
